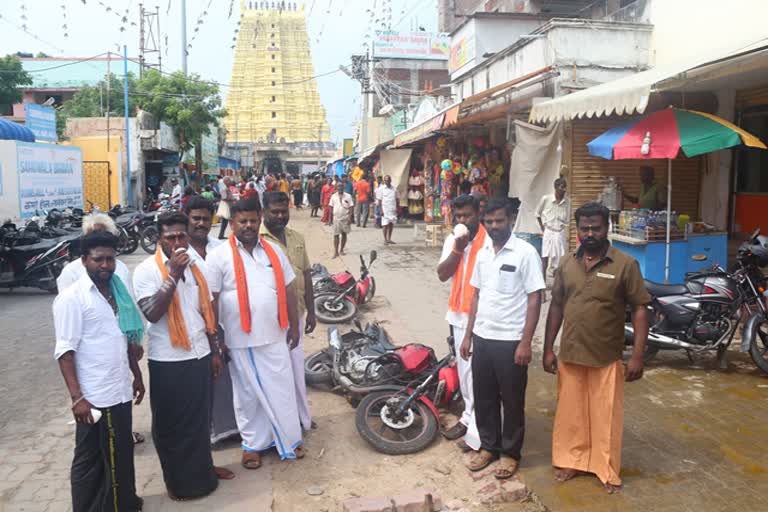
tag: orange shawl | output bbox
[229,235,289,333]
[154,248,217,350]
[448,225,486,313]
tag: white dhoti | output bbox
[452,325,481,451]
[541,228,567,267]
[291,317,312,430]
[216,200,231,220]
[381,208,397,226]
[229,343,302,459]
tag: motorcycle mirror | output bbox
[370,250,377,263]
[751,227,761,242]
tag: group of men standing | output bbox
[439,192,650,493]
[53,192,316,510]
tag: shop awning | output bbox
[393,103,460,148]
[0,118,35,142]
[530,37,768,123]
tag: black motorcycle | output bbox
[0,234,77,293]
[625,228,768,371]
[737,230,768,374]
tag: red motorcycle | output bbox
[354,336,462,455]
[313,250,377,323]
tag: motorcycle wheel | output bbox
[305,351,333,387]
[355,390,439,455]
[314,293,357,324]
[140,226,159,254]
[118,231,139,255]
[365,276,376,302]
[748,320,768,374]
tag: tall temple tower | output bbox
[225,1,330,146]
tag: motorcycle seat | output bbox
[644,280,688,297]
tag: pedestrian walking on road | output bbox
[353,173,371,227]
[543,201,650,494]
[184,197,241,445]
[329,181,354,258]
[53,231,145,512]
[460,199,544,479]
[217,177,235,239]
[320,177,334,225]
[206,198,304,470]
[436,194,485,453]
[291,175,304,209]
[536,177,570,279]
[377,175,398,244]
[308,175,322,217]
[133,212,235,501]
[261,192,317,431]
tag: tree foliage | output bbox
[133,70,226,152]
[57,73,138,137]
[0,55,32,108]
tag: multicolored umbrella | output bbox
[586,107,766,283]
[587,107,766,160]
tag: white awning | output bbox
[530,37,768,123]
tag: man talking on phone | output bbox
[460,199,544,479]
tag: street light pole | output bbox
[181,0,188,75]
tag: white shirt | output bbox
[171,184,182,200]
[379,186,397,215]
[133,251,212,362]
[536,194,571,232]
[57,258,133,298]
[439,233,482,329]
[206,237,296,349]
[187,236,222,262]
[53,274,133,408]
[470,234,545,341]
[374,185,384,202]
[329,192,353,218]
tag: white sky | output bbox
[0,0,438,142]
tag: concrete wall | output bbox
[649,0,768,66]
[699,89,735,230]
[0,140,20,221]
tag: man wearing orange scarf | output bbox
[133,212,234,501]
[206,198,303,470]
[436,194,485,453]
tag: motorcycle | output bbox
[0,235,77,293]
[114,213,141,255]
[737,230,768,374]
[313,250,377,324]
[354,335,461,455]
[624,228,768,369]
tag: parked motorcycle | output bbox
[736,230,768,374]
[625,228,768,369]
[114,213,141,255]
[313,250,377,323]
[355,335,461,455]
[0,235,77,293]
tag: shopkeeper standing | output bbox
[623,166,666,210]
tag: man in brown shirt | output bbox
[543,201,650,494]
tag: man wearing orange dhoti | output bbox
[543,202,650,494]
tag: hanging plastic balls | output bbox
[441,159,452,171]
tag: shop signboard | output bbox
[373,31,449,60]
[201,130,219,174]
[24,103,57,143]
[394,113,445,147]
[343,138,354,157]
[16,142,83,218]
[449,35,475,74]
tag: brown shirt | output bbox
[260,225,311,314]
[552,245,651,367]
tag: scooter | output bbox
[313,250,377,323]
[354,335,461,455]
[0,235,77,293]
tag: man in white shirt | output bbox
[183,196,240,445]
[328,180,354,258]
[53,231,144,512]
[133,212,234,501]
[377,175,398,244]
[437,195,485,453]
[207,198,304,470]
[170,177,182,204]
[536,178,570,278]
[460,199,545,478]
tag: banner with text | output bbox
[373,31,449,60]
[24,103,58,143]
[17,142,83,218]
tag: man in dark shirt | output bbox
[543,201,650,494]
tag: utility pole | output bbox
[181,0,188,74]
[106,51,111,153]
[123,45,133,207]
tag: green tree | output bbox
[56,73,138,138]
[0,55,32,110]
[35,52,51,58]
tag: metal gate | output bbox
[83,160,111,211]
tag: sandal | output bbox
[294,446,306,459]
[241,451,262,470]
[132,432,145,445]
[466,449,496,472]
[214,466,236,480]
[494,457,519,480]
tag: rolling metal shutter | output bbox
[736,86,768,110]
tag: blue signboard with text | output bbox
[24,103,57,143]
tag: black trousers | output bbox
[71,401,142,512]
[218,218,229,239]
[149,355,218,499]
[471,334,528,460]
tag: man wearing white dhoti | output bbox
[536,178,570,279]
[206,197,304,470]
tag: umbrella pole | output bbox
[665,158,672,284]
